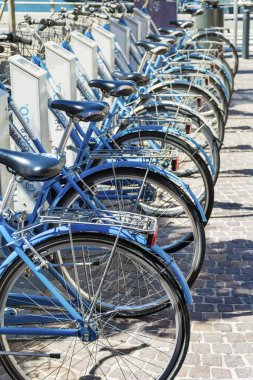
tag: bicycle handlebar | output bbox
[23,15,66,28]
[0,32,32,45]
[40,18,66,27]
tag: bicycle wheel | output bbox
[160,65,230,108]
[112,129,214,221]
[131,100,224,142]
[0,232,190,380]
[59,166,206,285]
[171,53,233,96]
[126,102,221,176]
[144,80,226,130]
[192,31,239,76]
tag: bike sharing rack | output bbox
[0,89,11,197]
[92,23,115,72]
[44,41,77,166]
[8,55,49,212]
[110,18,130,60]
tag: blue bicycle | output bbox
[0,148,191,379]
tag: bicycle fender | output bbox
[0,225,148,277]
[0,251,19,277]
[52,161,206,221]
[112,125,215,175]
[151,244,192,304]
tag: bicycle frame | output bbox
[0,215,93,338]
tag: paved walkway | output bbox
[177,57,253,379]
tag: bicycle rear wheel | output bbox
[112,129,214,221]
[60,166,206,286]
[125,102,221,176]
[192,31,239,76]
[0,232,190,380]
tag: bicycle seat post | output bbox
[137,51,152,74]
[57,117,76,154]
[0,174,18,216]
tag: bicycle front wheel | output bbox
[0,232,190,380]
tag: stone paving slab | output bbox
[177,57,253,379]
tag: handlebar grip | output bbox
[38,24,47,32]
[51,19,66,27]
[93,12,109,20]
[16,36,33,45]
[0,33,32,45]
[39,18,66,28]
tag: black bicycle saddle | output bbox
[184,8,204,16]
[51,100,110,122]
[136,41,170,55]
[89,79,136,97]
[146,34,177,45]
[0,149,65,181]
[112,72,150,86]
[158,27,185,37]
[169,20,194,29]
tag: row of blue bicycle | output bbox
[0,0,237,378]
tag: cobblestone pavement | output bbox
[177,57,253,379]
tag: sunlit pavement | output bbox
[177,56,253,379]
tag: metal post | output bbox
[242,9,250,59]
[8,0,16,32]
[50,0,55,14]
[0,0,8,23]
[233,0,238,48]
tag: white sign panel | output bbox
[9,55,49,212]
[45,42,77,166]
[124,15,141,41]
[70,31,98,81]
[92,24,115,71]
[44,41,76,100]
[110,19,130,60]
[9,55,49,150]
[0,89,11,196]
[133,8,151,40]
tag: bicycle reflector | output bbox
[197,97,204,109]
[205,77,210,87]
[147,222,158,247]
[186,121,192,134]
[171,150,179,172]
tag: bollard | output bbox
[242,9,250,59]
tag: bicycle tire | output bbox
[0,232,190,380]
[112,129,215,221]
[59,166,206,286]
[192,31,239,76]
